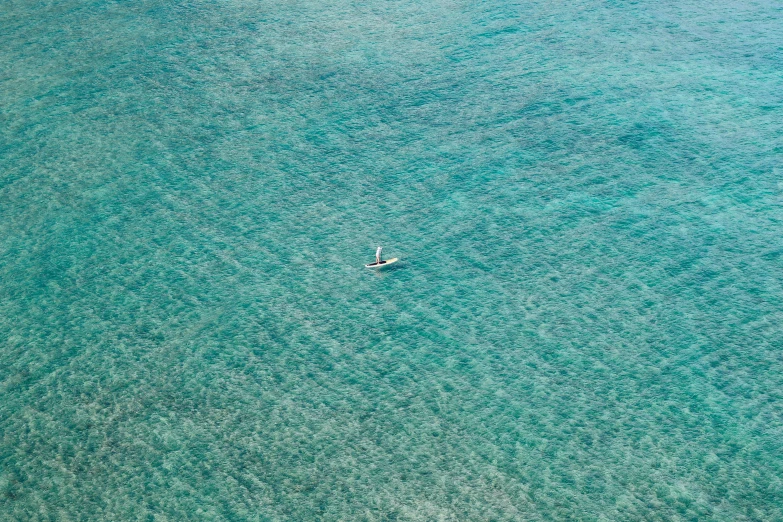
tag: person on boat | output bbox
[376,246,383,264]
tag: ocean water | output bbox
[1,0,782,519]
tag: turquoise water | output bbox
[2,0,782,519]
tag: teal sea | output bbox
[2,0,782,519]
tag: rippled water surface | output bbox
[2,0,782,519]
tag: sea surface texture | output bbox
[2,0,782,520]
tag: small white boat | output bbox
[365,257,399,269]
